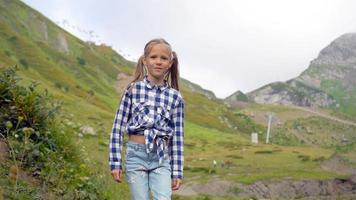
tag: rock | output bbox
[237,174,356,199]
[79,126,96,136]
[349,175,356,184]
[173,174,356,199]
[56,32,69,53]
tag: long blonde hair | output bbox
[131,38,180,91]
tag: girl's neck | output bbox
[147,74,165,86]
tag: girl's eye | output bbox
[161,56,168,61]
[150,55,157,59]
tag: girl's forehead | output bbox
[148,43,171,54]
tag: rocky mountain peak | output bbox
[226,32,356,116]
[311,32,356,68]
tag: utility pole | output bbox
[266,113,274,144]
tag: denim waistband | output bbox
[126,141,149,152]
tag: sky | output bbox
[21,0,356,98]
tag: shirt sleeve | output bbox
[109,87,132,171]
[170,98,184,179]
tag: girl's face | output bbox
[143,43,173,82]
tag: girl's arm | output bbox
[170,98,184,180]
[109,87,132,171]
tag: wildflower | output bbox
[18,116,24,122]
[5,121,13,129]
[22,127,34,136]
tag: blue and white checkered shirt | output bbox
[109,76,184,179]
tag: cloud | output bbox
[22,0,356,98]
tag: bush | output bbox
[254,150,273,154]
[298,154,311,162]
[19,58,29,69]
[0,67,105,199]
[77,57,86,66]
[4,50,11,57]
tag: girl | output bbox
[109,38,184,200]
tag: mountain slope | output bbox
[239,33,356,117]
[0,0,262,199]
[3,1,355,199]
[0,0,256,135]
[297,33,356,116]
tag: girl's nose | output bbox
[155,59,163,65]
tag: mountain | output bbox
[224,90,250,108]
[228,33,356,117]
[181,78,216,100]
[0,0,263,198]
[0,0,250,134]
[297,33,356,116]
[4,1,355,200]
[247,80,335,107]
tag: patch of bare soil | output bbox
[321,154,356,175]
[175,175,356,199]
[174,177,236,196]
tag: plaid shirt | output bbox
[109,76,184,179]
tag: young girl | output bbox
[109,38,184,199]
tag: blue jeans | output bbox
[125,141,172,200]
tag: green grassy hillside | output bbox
[1,0,356,199]
[240,103,356,147]
[0,0,260,199]
[320,79,356,117]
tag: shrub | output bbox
[312,156,326,162]
[19,58,29,69]
[77,57,86,66]
[4,50,11,57]
[298,155,311,162]
[0,67,105,199]
[54,81,62,89]
[254,150,273,154]
[227,154,244,159]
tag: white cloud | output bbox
[22,0,356,98]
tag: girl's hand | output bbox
[172,178,182,190]
[111,169,123,183]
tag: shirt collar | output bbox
[144,75,168,91]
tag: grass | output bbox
[172,122,347,199]
[1,1,356,199]
[321,79,356,117]
[273,116,356,147]
[78,120,345,199]
[182,122,340,185]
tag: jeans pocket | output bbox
[125,147,135,160]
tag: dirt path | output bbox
[291,106,356,127]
